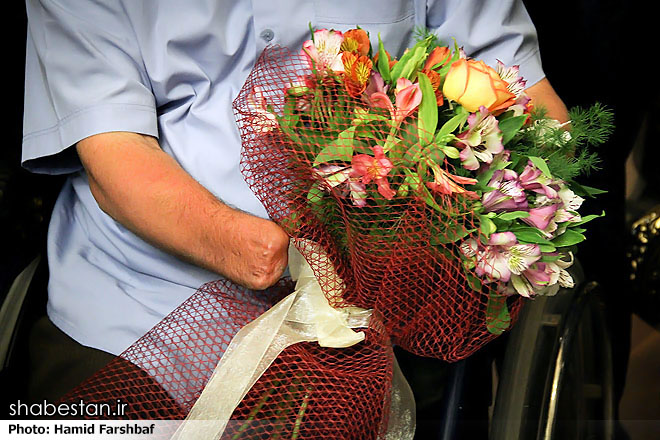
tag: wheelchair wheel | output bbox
[490,279,614,440]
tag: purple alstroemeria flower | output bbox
[461,232,541,283]
[511,253,575,297]
[482,169,528,212]
[364,71,388,98]
[527,185,585,237]
[522,204,560,230]
[519,161,559,198]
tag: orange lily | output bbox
[340,28,370,56]
[426,159,479,199]
[423,46,451,71]
[342,52,373,97]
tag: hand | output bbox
[215,210,290,290]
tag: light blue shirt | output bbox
[23,0,545,355]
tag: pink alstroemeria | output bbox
[315,164,368,207]
[519,161,559,198]
[530,185,585,237]
[426,160,479,198]
[246,86,278,133]
[461,232,541,283]
[363,71,389,107]
[511,252,575,297]
[301,29,345,72]
[365,71,388,96]
[523,204,560,230]
[393,78,423,124]
[482,169,528,212]
[368,78,422,126]
[456,106,504,171]
[350,146,396,200]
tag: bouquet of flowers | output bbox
[59,27,611,440]
[237,27,610,348]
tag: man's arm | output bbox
[525,78,569,123]
[76,131,289,290]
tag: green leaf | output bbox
[528,156,552,179]
[306,184,325,216]
[432,227,476,245]
[277,119,302,144]
[313,127,356,166]
[540,254,562,262]
[437,39,462,78]
[569,210,605,227]
[352,108,389,126]
[476,158,511,186]
[538,243,557,253]
[377,33,391,83]
[417,72,438,146]
[569,181,608,198]
[486,291,511,335]
[512,227,554,245]
[441,145,460,159]
[435,107,468,142]
[279,211,303,234]
[396,183,409,197]
[466,272,483,291]
[423,188,443,212]
[403,168,423,190]
[496,211,530,221]
[528,157,555,181]
[551,229,586,247]
[425,146,445,164]
[390,37,430,82]
[404,171,442,212]
[286,85,309,97]
[479,214,497,237]
[499,115,527,145]
[282,95,298,125]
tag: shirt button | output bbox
[260,29,275,42]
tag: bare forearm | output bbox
[76,132,288,289]
[525,78,569,123]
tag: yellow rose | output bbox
[442,59,516,113]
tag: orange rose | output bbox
[442,59,515,113]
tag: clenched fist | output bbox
[214,210,290,290]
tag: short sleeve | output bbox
[425,0,545,87]
[22,0,157,174]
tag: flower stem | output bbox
[231,381,279,440]
[290,389,312,440]
[382,123,400,153]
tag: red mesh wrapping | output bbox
[59,279,394,439]
[59,45,522,438]
[59,279,293,421]
[234,46,521,359]
[223,318,393,440]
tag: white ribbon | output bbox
[171,240,414,440]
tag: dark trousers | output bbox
[27,315,115,404]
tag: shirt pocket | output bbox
[313,0,417,57]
